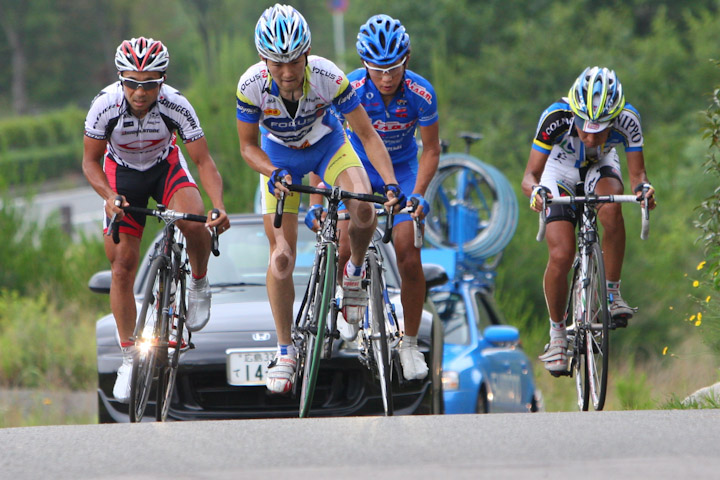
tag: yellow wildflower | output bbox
[698,261,707,270]
[707,296,712,303]
[662,346,668,355]
[693,280,699,287]
[695,319,702,327]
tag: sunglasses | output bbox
[363,57,407,77]
[118,75,164,91]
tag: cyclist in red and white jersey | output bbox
[522,66,656,373]
[82,37,230,402]
[236,4,400,395]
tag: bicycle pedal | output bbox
[549,369,571,378]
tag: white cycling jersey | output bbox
[84,82,204,171]
[235,55,359,149]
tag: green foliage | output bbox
[0,289,96,390]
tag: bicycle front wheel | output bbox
[130,256,164,422]
[298,243,334,418]
[584,242,610,410]
[367,250,394,416]
[156,273,185,422]
[568,265,590,411]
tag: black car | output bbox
[90,214,445,422]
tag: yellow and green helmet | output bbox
[568,66,625,133]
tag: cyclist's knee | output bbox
[270,246,295,280]
[548,247,574,271]
[350,201,376,229]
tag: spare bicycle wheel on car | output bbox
[424,154,518,263]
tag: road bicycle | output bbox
[108,200,219,422]
[536,185,649,411]
[336,202,421,416]
[275,183,395,417]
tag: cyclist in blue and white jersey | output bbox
[236,4,401,394]
[308,14,440,380]
[522,66,656,373]
[82,37,230,402]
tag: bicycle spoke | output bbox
[368,251,393,416]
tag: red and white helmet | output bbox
[115,37,170,72]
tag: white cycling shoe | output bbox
[113,346,135,403]
[341,263,367,325]
[266,353,297,394]
[539,337,568,373]
[186,276,211,332]
[399,343,429,381]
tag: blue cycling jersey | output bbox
[337,69,438,168]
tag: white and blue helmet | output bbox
[568,66,625,133]
[255,4,311,63]
[356,14,410,66]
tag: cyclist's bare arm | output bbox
[626,150,656,210]
[184,137,230,230]
[236,119,292,197]
[522,148,551,212]
[411,122,441,220]
[82,135,128,219]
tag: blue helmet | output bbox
[356,14,410,66]
[255,4,311,63]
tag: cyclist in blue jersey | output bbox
[236,4,401,394]
[307,14,440,380]
[521,66,656,373]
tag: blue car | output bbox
[423,249,541,413]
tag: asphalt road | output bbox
[1,409,718,479]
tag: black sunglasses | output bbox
[118,75,164,91]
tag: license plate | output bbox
[226,348,275,386]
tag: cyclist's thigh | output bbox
[104,156,153,238]
[153,147,200,208]
[321,132,368,193]
[385,163,417,225]
[545,220,576,266]
[259,135,314,215]
[392,221,422,261]
[586,150,623,195]
[540,160,581,225]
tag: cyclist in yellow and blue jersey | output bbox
[236,4,401,394]
[522,66,656,373]
[307,14,440,381]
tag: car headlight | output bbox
[442,370,460,391]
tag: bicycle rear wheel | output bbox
[130,256,164,422]
[298,244,334,418]
[584,243,610,410]
[367,250,394,416]
[156,273,185,422]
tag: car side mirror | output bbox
[483,325,519,345]
[88,270,112,294]
[423,263,449,298]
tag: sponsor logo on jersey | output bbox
[240,72,265,93]
[264,108,281,116]
[397,99,408,105]
[351,78,367,89]
[404,80,433,104]
[121,128,160,135]
[158,98,199,130]
[542,115,573,141]
[312,66,340,82]
[123,120,134,127]
[117,138,165,150]
[615,112,642,143]
[372,119,416,132]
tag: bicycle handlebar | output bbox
[536,192,650,242]
[274,182,399,241]
[107,197,220,255]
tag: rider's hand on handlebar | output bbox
[383,183,406,213]
[105,194,128,219]
[634,183,657,210]
[206,208,230,234]
[529,185,552,212]
[268,168,292,198]
[304,204,325,232]
[408,193,429,220]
